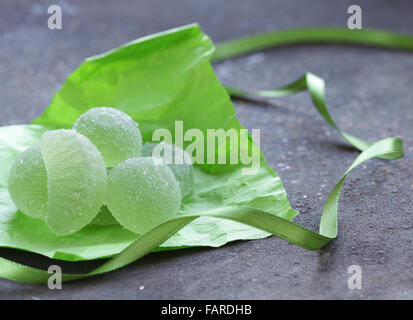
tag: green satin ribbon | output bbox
[212,28,413,158]
[1,28,411,284]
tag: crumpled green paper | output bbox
[0,24,296,261]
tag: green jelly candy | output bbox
[73,107,142,167]
[141,142,193,197]
[106,157,182,234]
[8,145,47,219]
[41,129,107,236]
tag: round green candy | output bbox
[8,145,47,219]
[106,157,182,234]
[73,107,142,167]
[141,142,193,197]
[41,129,107,236]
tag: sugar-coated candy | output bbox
[106,157,182,234]
[73,107,142,167]
[8,145,47,219]
[40,129,107,236]
[141,142,193,197]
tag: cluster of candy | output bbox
[8,107,193,236]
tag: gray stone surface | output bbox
[0,0,412,299]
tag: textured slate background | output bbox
[0,0,412,299]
